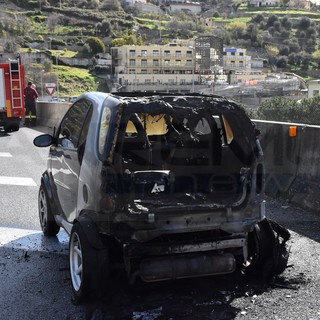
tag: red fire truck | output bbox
[0,55,26,132]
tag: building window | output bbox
[141,59,147,66]
[176,50,182,58]
[175,60,181,67]
[153,50,159,57]
[141,50,147,57]
[129,59,135,66]
[239,52,244,56]
[153,70,159,74]
[164,50,170,57]
[129,50,136,57]
[180,79,186,84]
[129,69,136,74]
[145,79,151,84]
[141,69,147,74]
[153,60,159,66]
[164,60,170,66]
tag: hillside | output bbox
[2,0,320,96]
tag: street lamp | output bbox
[56,52,61,99]
[40,69,44,99]
[192,49,195,93]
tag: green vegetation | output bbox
[3,0,320,104]
[248,96,320,125]
[53,65,99,97]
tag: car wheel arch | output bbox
[41,172,54,200]
[74,214,105,250]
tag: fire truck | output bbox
[0,55,26,132]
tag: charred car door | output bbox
[50,99,93,222]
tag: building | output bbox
[223,47,251,71]
[194,36,224,75]
[247,0,278,6]
[307,79,320,98]
[170,2,202,14]
[247,0,310,8]
[124,0,147,4]
[111,43,200,93]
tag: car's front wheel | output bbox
[38,185,60,236]
[69,222,109,302]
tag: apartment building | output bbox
[223,47,251,71]
[111,43,200,93]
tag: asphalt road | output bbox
[0,126,319,320]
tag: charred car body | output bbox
[34,92,290,301]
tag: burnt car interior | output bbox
[112,95,261,210]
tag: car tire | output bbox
[245,219,274,278]
[11,124,20,132]
[38,185,60,236]
[245,219,289,278]
[69,222,109,303]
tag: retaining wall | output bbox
[36,102,320,213]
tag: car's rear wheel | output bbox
[69,222,109,302]
[245,219,290,278]
[38,185,60,236]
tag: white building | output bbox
[223,47,251,71]
[307,79,320,98]
[124,0,147,4]
[170,2,202,14]
[111,43,201,93]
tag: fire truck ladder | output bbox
[8,59,23,111]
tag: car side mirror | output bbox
[33,134,55,147]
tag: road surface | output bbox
[0,126,319,320]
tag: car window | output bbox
[98,106,112,155]
[58,99,92,149]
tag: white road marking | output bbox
[0,227,68,252]
[0,152,12,157]
[0,176,37,186]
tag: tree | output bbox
[312,50,320,68]
[43,59,53,72]
[266,15,278,28]
[252,14,265,24]
[276,56,288,68]
[85,36,105,54]
[298,17,311,30]
[101,20,112,36]
[256,96,320,125]
[265,45,279,67]
[279,46,290,56]
[100,0,121,10]
[281,16,292,30]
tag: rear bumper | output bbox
[123,236,245,282]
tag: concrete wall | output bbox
[36,101,70,128]
[36,101,320,213]
[255,120,320,211]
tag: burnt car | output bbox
[34,92,290,302]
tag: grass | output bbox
[52,65,99,96]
